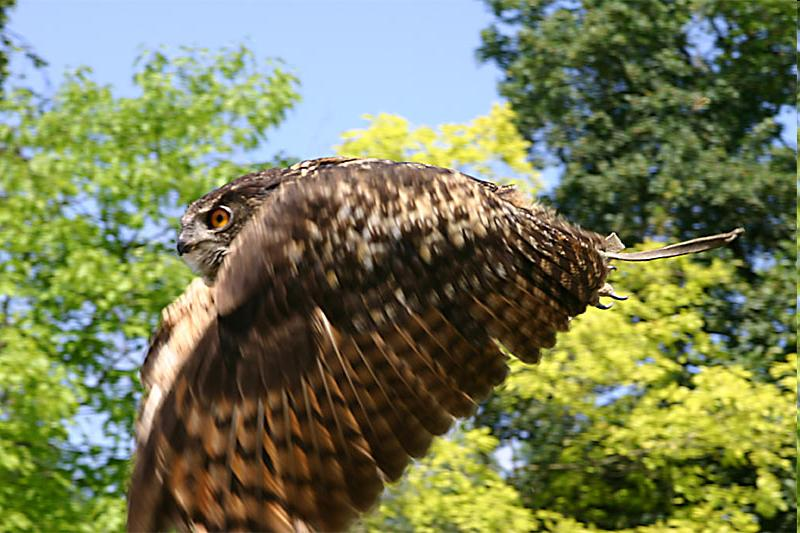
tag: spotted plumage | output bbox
[127,157,742,532]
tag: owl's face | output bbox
[177,186,263,283]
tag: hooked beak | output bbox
[176,234,194,256]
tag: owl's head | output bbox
[177,172,278,283]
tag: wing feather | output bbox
[333,328,414,481]
[128,158,610,532]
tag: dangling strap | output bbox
[604,228,743,262]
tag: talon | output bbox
[607,290,628,301]
[597,282,628,300]
[595,301,614,310]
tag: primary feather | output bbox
[128,157,740,532]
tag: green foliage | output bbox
[361,427,535,532]
[479,8,795,528]
[479,0,794,245]
[336,102,540,191]
[0,45,299,530]
[0,0,17,85]
[479,0,796,372]
[480,253,795,531]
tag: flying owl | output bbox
[127,157,741,532]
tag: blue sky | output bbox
[10,1,506,162]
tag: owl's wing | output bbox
[128,160,612,532]
[127,277,217,533]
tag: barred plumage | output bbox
[127,157,741,532]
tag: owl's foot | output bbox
[593,282,627,310]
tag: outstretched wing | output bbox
[128,159,610,532]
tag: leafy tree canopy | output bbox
[0,0,17,85]
[0,45,299,530]
[478,3,795,528]
[479,255,795,532]
[336,102,540,191]
[478,0,795,384]
[361,427,536,533]
[479,0,794,249]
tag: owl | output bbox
[127,157,741,532]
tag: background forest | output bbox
[0,1,795,531]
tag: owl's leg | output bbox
[592,282,627,310]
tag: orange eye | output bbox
[207,206,232,229]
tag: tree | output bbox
[478,2,796,529]
[0,1,46,89]
[360,427,535,532]
[478,0,796,373]
[0,0,16,86]
[0,45,299,530]
[336,102,540,190]
[1,6,793,529]
[477,254,795,532]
